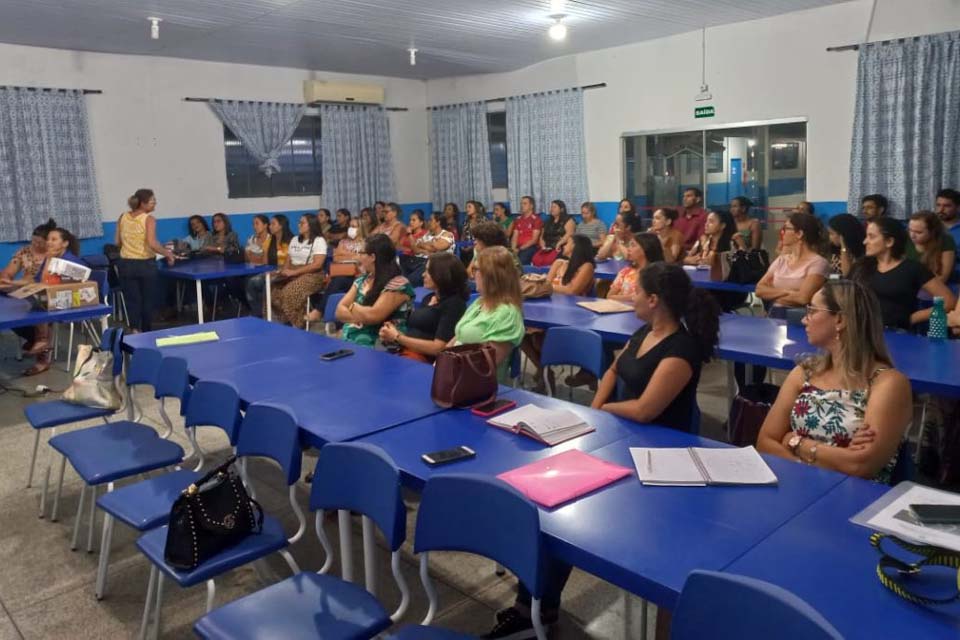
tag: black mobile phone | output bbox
[319,348,354,361]
[471,398,517,417]
[422,446,476,467]
[910,504,960,525]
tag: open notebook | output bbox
[630,446,777,486]
[488,404,595,446]
[498,449,632,508]
[576,299,634,314]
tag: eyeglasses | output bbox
[805,304,836,318]
[782,225,796,232]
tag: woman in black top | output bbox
[539,199,575,253]
[827,213,865,277]
[592,262,720,431]
[379,252,468,362]
[852,217,955,330]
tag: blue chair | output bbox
[24,327,124,504]
[47,355,190,553]
[671,570,842,640]
[540,327,603,399]
[94,380,242,600]
[82,254,109,269]
[194,442,410,640]
[324,292,345,334]
[390,474,547,640]
[136,403,306,639]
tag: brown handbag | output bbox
[431,343,498,408]
[329,261,360,278]
[520,273,554,299]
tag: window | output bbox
[487,111,508,190]
[224,115,322,198]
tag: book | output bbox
[156,331,220,347]
[576,299,634,314]
[630,446,777,486]
[852,482,960,553]
[488,404,595,446]
[498,449,632,508]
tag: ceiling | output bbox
[0,0,855,79]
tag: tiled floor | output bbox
[0,324,735,639]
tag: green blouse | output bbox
[454,300,525,379]
[341,273,415,347]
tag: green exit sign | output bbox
[695,106,715,119]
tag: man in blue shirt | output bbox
[937,188,960,247]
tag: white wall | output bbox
[0,42,430,223]
[426,0,960,205]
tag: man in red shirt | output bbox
[674,187,708,252]
[511,195,543,264]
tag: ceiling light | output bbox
[548,18,567,41]
[550,0,567,14]
[148,17,162,40]
[408,47,418,66]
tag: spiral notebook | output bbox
[498,449,632,508]
[488,404,594,446]
[630,446,778,486]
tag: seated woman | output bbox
[607,233,664,303]
[595,213,629,261]
[398,209,428,257]
[460,200,486,266]
[756,212,830,314]
[534,200,576,264]
[650,208,684,263]
[467,220,521,280]
[488,263,720,640]
[907,210,956,283]
[683,210,735,267]
[403,212,456,287]
[200,212,240,257]
[442,202,462,240]
[493,202,514,238]
[337,233,415,346]
[730,197,762,251]
[316,208,332,238]
[379,253,469,363]
[448,246,525,380]
[757,280,911,483]
[224,214,272,313]
[304,214,371,324]
[182,215,209,252]
[22,226,84,375]
[269,214,327,329]
[247,214,292,318]
[853,216,956,331]
[373,202,407,247]
[1,218,55,288]
[576,202,607,249]
[521,235,597,392]
[826,213,865,277]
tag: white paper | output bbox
[692,446,778,486]
[631,447,706,486]
[864,484,960,552]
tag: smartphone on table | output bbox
[422,446,476,467]
[470,398,517,417]
[910,504,960,525]
[320,348,354,361]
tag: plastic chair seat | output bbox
[49,422,184,485]
[97,468,202,530]
[194,571,391,640]
[25,401,113,430]
[136,515,289,587]
[388,626,475,639]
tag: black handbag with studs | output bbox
[163,456,263,571]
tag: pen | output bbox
[646,450,652,474]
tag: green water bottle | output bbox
[928,296,947,339]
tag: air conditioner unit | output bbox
[303,81,385,106]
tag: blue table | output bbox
[725,477,960,637]
[358,388,640,489]
[0,295,112,331]
[160,259,274,324]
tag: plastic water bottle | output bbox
[928,296,947,339]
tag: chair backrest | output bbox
[153,357,190,404]
[235,403,302,487]
[671,570,843,640]
[310,443,406,551]
[184,380,243,445]
[100,327,125,377]
[415,474,543,598]
[468,292,480,306]
[126,347,163,387]
[82,254,109,269]
[890,441,915,484]
[88,269,110,303]
[541,327,603,378]
[324,292,345,323]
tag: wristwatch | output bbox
[787,434,803,456]
[805,444,819,465]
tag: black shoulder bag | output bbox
[164,456,263,571]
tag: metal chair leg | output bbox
[205,579,216,613]
[26,429,40,488]
[152,572,165,640]
[66,322,75,372]
[70,485,87,551]
[139,567,157,640]
[86,484,98,553]
[51,455,67,522]
[95,483,115,600]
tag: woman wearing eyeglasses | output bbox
[757,280,911,483]
[755,212,830,314]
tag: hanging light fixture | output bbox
[148,17,162,40]
[547,0,568,41]
[408,47,418,66]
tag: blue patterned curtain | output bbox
[430,102,492,208]
[848,32,960,218]
[209,100,305,177]
[320,104,394,214]
[506,88,588,212]
[0,88,101,242]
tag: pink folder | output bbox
[497,449,632,508]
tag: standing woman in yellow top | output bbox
[114,189,174,332]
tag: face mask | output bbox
[347,227,358,239]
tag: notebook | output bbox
[630,446,778,486]
[488,404,595,446]
[498,449,632,508]
[576,299,634,314]
[155,331,220,347]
